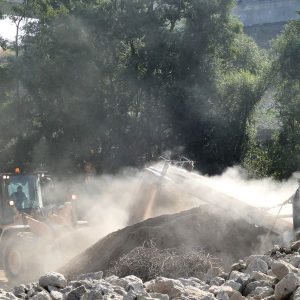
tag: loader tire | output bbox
[3,232,42,284]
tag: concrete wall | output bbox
[233,0,300,26]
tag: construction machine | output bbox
[0,168,87,283]
[130,159,298,242]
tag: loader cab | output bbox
[0,172,52,225]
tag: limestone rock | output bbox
[66,285,87,300]
[32,290,51,300]
[246,258,269,274]
[50,291,63,300]
[244,280,272,296]
[229,271,251,286]
[149,293,170,300]
[223,280,242,292]
[210,277,226,286]
[250,271,276,284]
[145,277,185,298]
[249,286,274,298]
[291,256,300,268]
[271,260,298,280]
[274,273,300,300]
[39,272,67,289]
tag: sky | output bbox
[0,17,18,41]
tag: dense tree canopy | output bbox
[243,17,300,179]
[0,0,280,176]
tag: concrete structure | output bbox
[234,0,300,26]
[234,0,300,47]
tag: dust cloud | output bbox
[38,162,299,277]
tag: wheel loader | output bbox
[0,169,87,283]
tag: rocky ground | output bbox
[3,240,300,299]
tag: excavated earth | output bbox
[2,207,300,299]
[60,206,271,280]
[3,227,300,299]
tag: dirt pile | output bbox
[60,206,273,280]
[5,240,300,300]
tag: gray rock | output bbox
[127,281,145,294]
[50,290,63,300]
[178,277,210,291]
[109,275,143,290]
[0,291,18,300]
[184,286,215,299]
[222,280,242,292]
[216,291,230,300]
[105,275,119,282]
[124,289,137,300]
[137,295,153,300]
[66,285,87,300]
[246,255,273,268]
[267,270,276,277]
[27,288,36,298]
[250,271,277,284]
[71,280,93,289]
[274,273,300,300]
[291,240,300,251]
[113,285,127,296]
[39,272,67,289]
[263,296,275,300]
[246,258,269,274]
[13,285,26,297]
[149,293,169,300]
[90,280,115,295]
[271,260,299,280]
[209,285,234,297]
[229,271,251,286]
[47,285,60,292]
[210,277,226,286]
[81,288,120,300]
[145,277,184,298]
[293,286,300,300]
[59,286,72,295]
[230,291,245,300]
[205,268,223,282]
[244,280,272,296]
[249,286,274,298]
[231,261,246,273]
[291,256,300,268]
[32,290,51,300]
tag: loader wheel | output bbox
[3,232,42,284]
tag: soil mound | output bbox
[60,206,270,279]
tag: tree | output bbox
[0,0,271,175]
[243,17,300,179]
[0,10,7,50]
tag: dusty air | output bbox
[0,0,299,299]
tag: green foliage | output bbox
[243,18,300,179]
[0,10,7,50]
[0,0,269,175]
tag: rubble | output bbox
[4,236,300,299]
[3,206,300,299]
